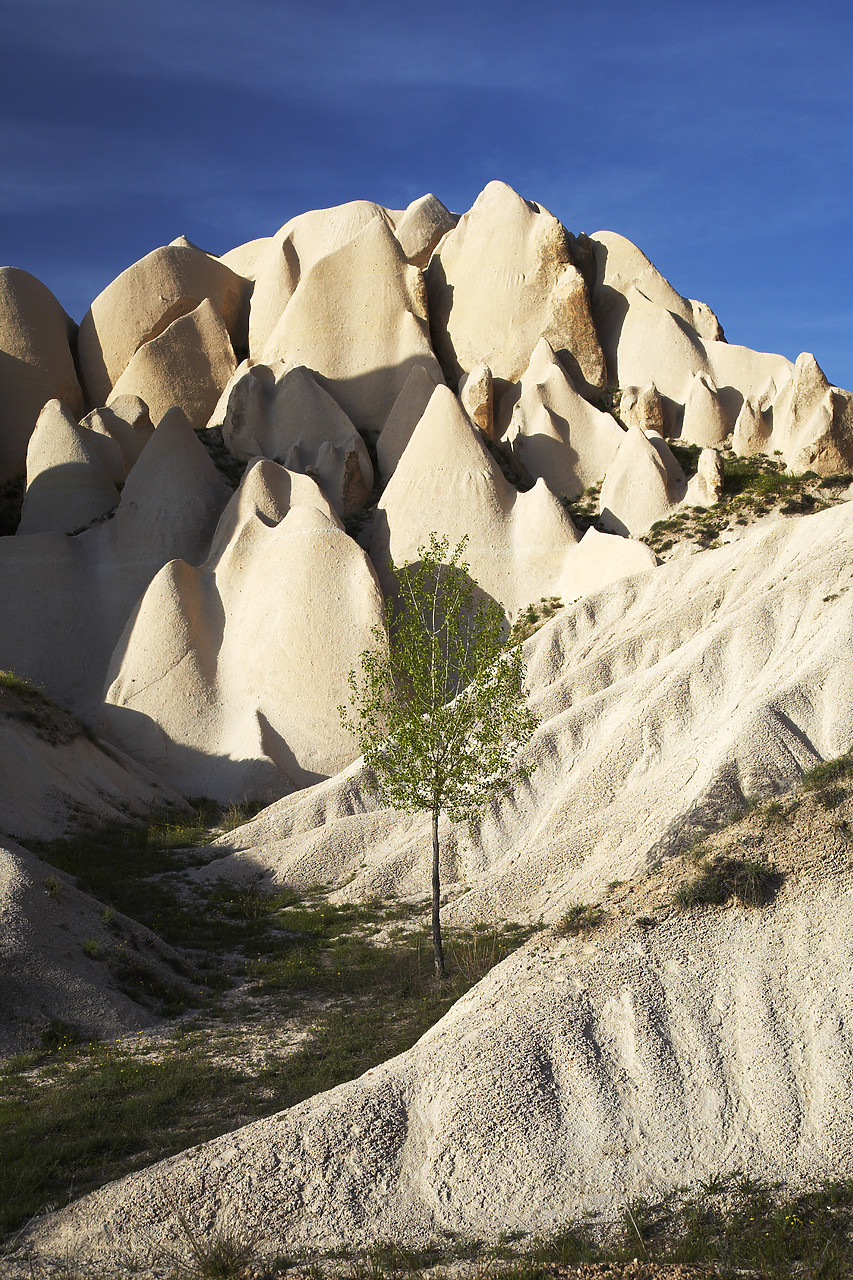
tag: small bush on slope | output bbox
[0,669,86,745]
[643,450,850,558]
[672,854,779,909]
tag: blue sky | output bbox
[2,0,851,388]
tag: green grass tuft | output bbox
[508,596,563,644]
[673,854,779,909]
[557,903,605,936]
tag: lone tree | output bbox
[340,534,538,978]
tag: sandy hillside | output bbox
[0,678,184,842]
[0,836,201,1053]
[192,499,853,923]
[3,182,853,1276]
[12,777,853,1274]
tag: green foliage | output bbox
[341,534,538,827]
[801,750,853,794]
[641,451,850,556]
[509,596,563,644]
[558,903,605,936]
[673,854,778,909]
[561,481,605,535]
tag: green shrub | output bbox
[801,752,853,794]
[509,596,563,644]
[558,903,605,936]
[673,855,778,909]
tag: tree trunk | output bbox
[431,808,445,980]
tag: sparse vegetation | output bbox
[5,746,853,1270]
[509,595,563,644]
[1,799,534,1246]
[562,479,605,534]
[801,750,853,795]
[642,448,847,557]
[16,1172,850,1278]
[0,669,87,745]
[673,853,779,909]
[159,1204,258,1280]
[557,902,605,935]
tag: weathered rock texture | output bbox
[0,409,229,720]
[107,298,237,429]
[427,181,606,393]
[261,215,442,434]
[4,183,853,1274]
[0,679,182,842]
[101,460,386,800]
[0,837,195,1054]
[215,362,374,517]
[197,501,853,923]
[367,384,651,620]
[0,267,83,482]
[1,181,850,798]
[16,831,853,1266]
[76,239,249,408]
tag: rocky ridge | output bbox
[2,180,853,1274]
[1,181,851,804]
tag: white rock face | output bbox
[505,338,624,497]
[262,215,442,435]
[217,362,373,517]
[368,384,578,617]
[80,396,154,482]
[393,192,457,268]
[195,501,853,923]
[732,393,770,456]
[427,181,605,392]
[620,383,664,434]
[684,447,724,507]
[248,200,392,356]
[76,241,249,408]
[18,400,120,536]
[20,398,154,536]
[107,298,237,429]
[588,230,831,464]
[591,230,722,349]
[218,235,272,281]
[680,371,729,448]
[772,352,853,475]
[367,384,650,621]
[599,423,686,536]
[458,361,494,438]
[375,362,443,479]
[0,267,83,482]
[100,460,386,800]
[0,409,229,720]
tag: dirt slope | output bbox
[194,501,853,925]
[12,779,852,1273]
